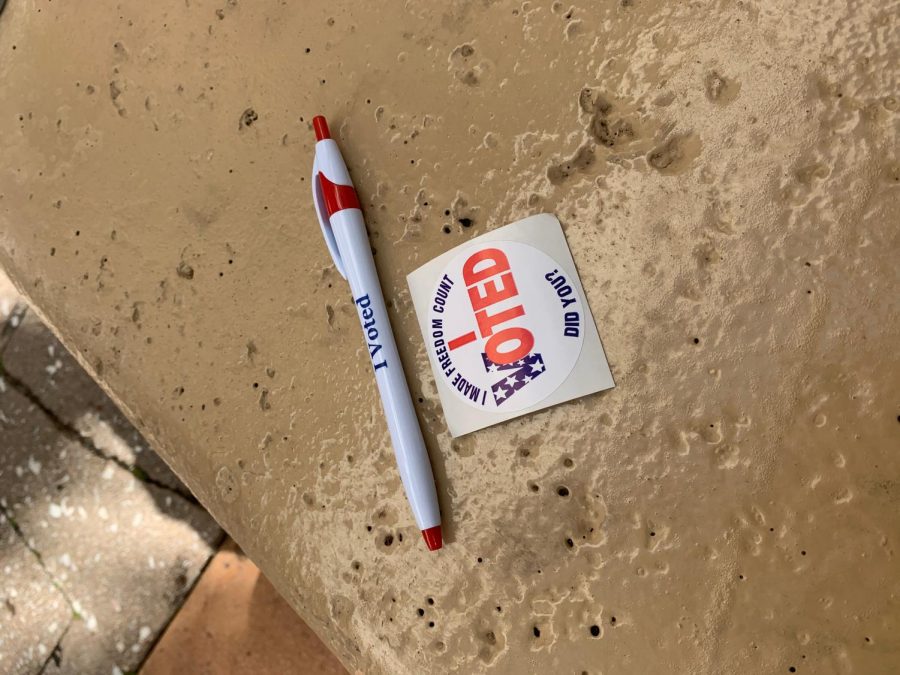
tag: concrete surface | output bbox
[1,0,898,673]
[0,285,223,673]
[0,518,71,675]
[4,313,185,493]
[141,539,347,675]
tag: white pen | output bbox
[310,115,443,551]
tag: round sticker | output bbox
[427,240,585,412]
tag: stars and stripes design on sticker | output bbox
[481,352,546,406]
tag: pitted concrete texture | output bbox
[0,376,221,673]
[1,0,898,673]
[0,518,71,675]
[4,313,185,493]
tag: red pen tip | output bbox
[312,115,330,141]
[421,525,442,551]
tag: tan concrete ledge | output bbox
[1,0,898,672]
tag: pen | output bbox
[310,115,443,551]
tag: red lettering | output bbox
[463,248,510,285]
[486,327,534,364]
[454,247,535,364]
[448,331,476,350]
[475,304,524,338]
[467,271,518,313]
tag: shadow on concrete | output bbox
[0,307,219,542]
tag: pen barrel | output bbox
[329,208,441,532]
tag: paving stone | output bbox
[2,313,184,492]
[0,517,71,675]
[0,382,222,674]
[141,540,347,675]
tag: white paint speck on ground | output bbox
[98,506,109,520]
[138,626,151,642]
[45,359,63,376]
[112,665,123,675]
[59,553,72,568]
[14,466,23,478]
[101,464,115,480]
[147,555,155,569]
[27,456,41,475]
[115,641,125,653]
[131,513,143,527]
[86,613,98,632]
[49,503,62,518]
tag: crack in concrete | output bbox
[37,619,73,675]
[0,363,198,505]
[0,503,79,615]
[1,305,197,504]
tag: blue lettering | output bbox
[355,294,387,371]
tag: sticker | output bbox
[408,213,615,437]
[429,241,585,412]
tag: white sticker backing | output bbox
[408,213,614,436]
